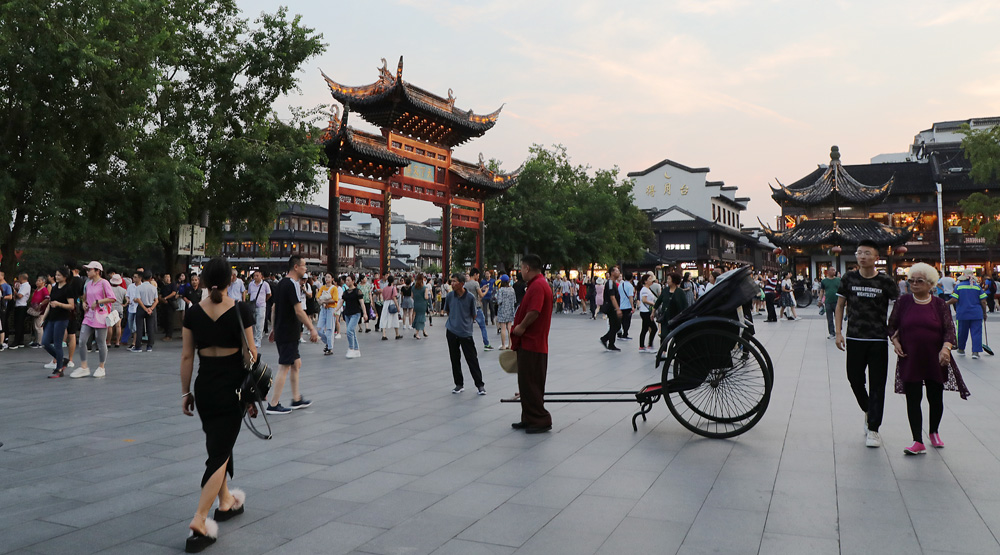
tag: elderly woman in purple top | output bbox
[889,263,970,456]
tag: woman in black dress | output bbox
[180,258,256,552]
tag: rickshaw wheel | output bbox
[661,328,772,438]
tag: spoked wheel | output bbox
[794,288,813,308]
[660,328,772,438]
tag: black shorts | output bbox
[276,341,300,366]
[67,314,81,335]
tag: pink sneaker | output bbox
[903,441,926,455]
[929,433,944,448]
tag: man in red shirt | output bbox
[511,254,553,433]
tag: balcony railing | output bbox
[945,233,990,247]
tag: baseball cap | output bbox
[500,274,510,282]
[83,261,104,272]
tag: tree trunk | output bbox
[0,215,24,279]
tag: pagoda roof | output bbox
[762,218,912,248]
[627,158,710,177]
[321,57,502,148]
[449,156,521,199]
[322,106,410,180]
[770,146,894,207]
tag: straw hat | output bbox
[499,350,518,374]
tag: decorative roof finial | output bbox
[396,56,404,81]
[830,145,841,162]
[447,88,456,108]
[478,153,486,168]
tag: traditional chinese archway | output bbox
[321,57,519,275]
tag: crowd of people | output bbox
[4,249,997,551]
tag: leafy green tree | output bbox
[0,0,168,275]
[0,0,327,275]
[960,123,1000,185]
[959,192,1000,245]
[480,145,651,271]
[121,1,328,271]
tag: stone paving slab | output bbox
[1,310,999,554]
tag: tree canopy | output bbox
[469,145,651,271]
[0,0,327,275]
[960,123,1000,186]
[959,192,1000,246]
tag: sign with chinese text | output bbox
[403,162,436,182]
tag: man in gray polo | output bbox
[446,273,486,395]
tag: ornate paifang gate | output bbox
[321,57,519,276]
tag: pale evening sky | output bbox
[237,0,1000,227]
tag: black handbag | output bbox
[234,304,273,440]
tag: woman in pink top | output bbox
[70,261,117,379]
[29,275,50,346]
[379,275,401,340]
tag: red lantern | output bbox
[895,246,907,255]
[773,247,782,256]
[831,246,843,254]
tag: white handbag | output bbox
[105,309,121,327]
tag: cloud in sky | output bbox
[238,0,1000,225]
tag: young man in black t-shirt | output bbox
[266,256,319,415]
[835,240,899,448]
[599,267,622,351]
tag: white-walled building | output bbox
[627,159,776,273]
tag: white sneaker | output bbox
[972,353,980,359]
[44,362,57,370]
[335,333,342,339]
[865,430,882,448]
[93,367,106,378]
[69,366,91,379]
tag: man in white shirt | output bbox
[939,273,956,301]
[227,269,246,301]
[247,270,272,348]
[559,277,571,313]
[11,273,31,348]
[617,271,635,341]
[125,272,141,348]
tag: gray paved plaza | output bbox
[2,311,1000,554]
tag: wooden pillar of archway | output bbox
[327,172,340,276]
[475,200,484,270]
[380,189,392,276]
[442,203,453,274]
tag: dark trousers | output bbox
[639,311,657,348]
[846,339,888,432]
[764,293,777,321]
[825,300,838,336]
[13,306,28,347]
[135,310,156,348]
[601,310,621,347]
[447,330,484,388]
[158,304,174,338]
[517,349,551,428]
[587,296,596,318]
[618,309,633,337]
[904,381,943,443]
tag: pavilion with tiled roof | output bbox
[319,57,520,274]
[764,146,912,276]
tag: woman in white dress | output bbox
[379,275,401,340]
